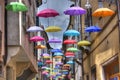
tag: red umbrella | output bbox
[37,8,59,18]
[30,36,44,42]
[63,39,77,44]
[46,60,53,64]
[65,52,75,56]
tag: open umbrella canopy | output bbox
[64,29,80,36]
[27,26,43,32]
[54,52,64,56]
[56,62,63,65]
[50,49,62,53]
[64,6,86,15]
[37,8,59,17]
[63,64,71,67]
[42,53,50,56]
[92,8,115,17]
[30,36,44,42]
[67,47,78,52]
[85,26,102,32]
[77,40,91,46]
[46,60,53,64]
[48,38,62,43]
[67,60,74,64]
[63,39,77,44]
[35,45,46,49]
[6,2,28,12]
[54,56,63,59]
[65,52,75,56]
[45,26,62,32]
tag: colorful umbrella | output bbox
[54,56,63,59]
[45,26,62,32]
[64,6,86,15]
[35,45,46,49]
[38,61,43,67]
[64,29,80,36]
[30,36,44,42]
[54,52,64,56]
[37,8,59,18]
[50,49,62,53]
[67,47,78,52]
[63,39,77,44]
[65,52,74,56]
[56,62,63,65]
[46,60,53,64]
[67,61,74,64]
[85,26,102,32]
[42,53,50,57]
[77,40,91,46]
[63,64,71,67]
[48,38,62,43]
[92,8,115,17]
[6,2,28,12]
[27,26,43,32]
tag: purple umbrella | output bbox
[64,6,86,15]
[48,38,62,43]
[42,53,50,57]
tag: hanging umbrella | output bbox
[46,60,53,64]
[56,62,63,65]
[48,38,62,43]
[64,6,86,15]
[37,8,59,17]
[54,56,63,59]
[6,2,28,12]
[67,61,74,64]
[42,53,50,58]
[63,64,71,67]
[50,49,62,53]
[64,29,80,36]
[67,47,78,52]
[41,66,48,69]
[63,39,77,44]
[35,45,46,49]
[77,40,91,46]
[38,61,43,67]
[42,53,50,56]
[45,26,62,32]
[27,26,43,32]
[92,8,115,17]
[30,36,44,42]
[85,26,102,32]
[54,52,64,56]
[65,52,75,57]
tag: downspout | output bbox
[4,0,8,65]
[19,0,22,45]
[116,0,120,72]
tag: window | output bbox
[98,0,103,8]
[91,65,96,80]
[0,31,1,56]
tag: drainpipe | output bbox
[4,0,8,65]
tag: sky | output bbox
[38,0,74,49]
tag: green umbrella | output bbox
[6,2,28,12]
[67,47,78,52]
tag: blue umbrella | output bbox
[50,49,62,53]
[54,52,64,56]
[38,61,43,67]
[85,26,102,32]
[27,26,43,32]
[67,60,74,64]
[64,29,80,36]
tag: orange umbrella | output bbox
[35,45,46,49]
[92,8,115,17]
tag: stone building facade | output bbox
[80,0,120,80]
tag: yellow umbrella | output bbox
[92,8,115,17]
[77,40,91,46]
[45,26,62,32]
[43,56,50,59]
[54,56,63,59]
[63,64,71,67]
[35,45,46,49]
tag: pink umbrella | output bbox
[48,38,62,43]
[42,71,48,75]
[30,36,44,42]
[37,8,59,18]
[42,53,50,57]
